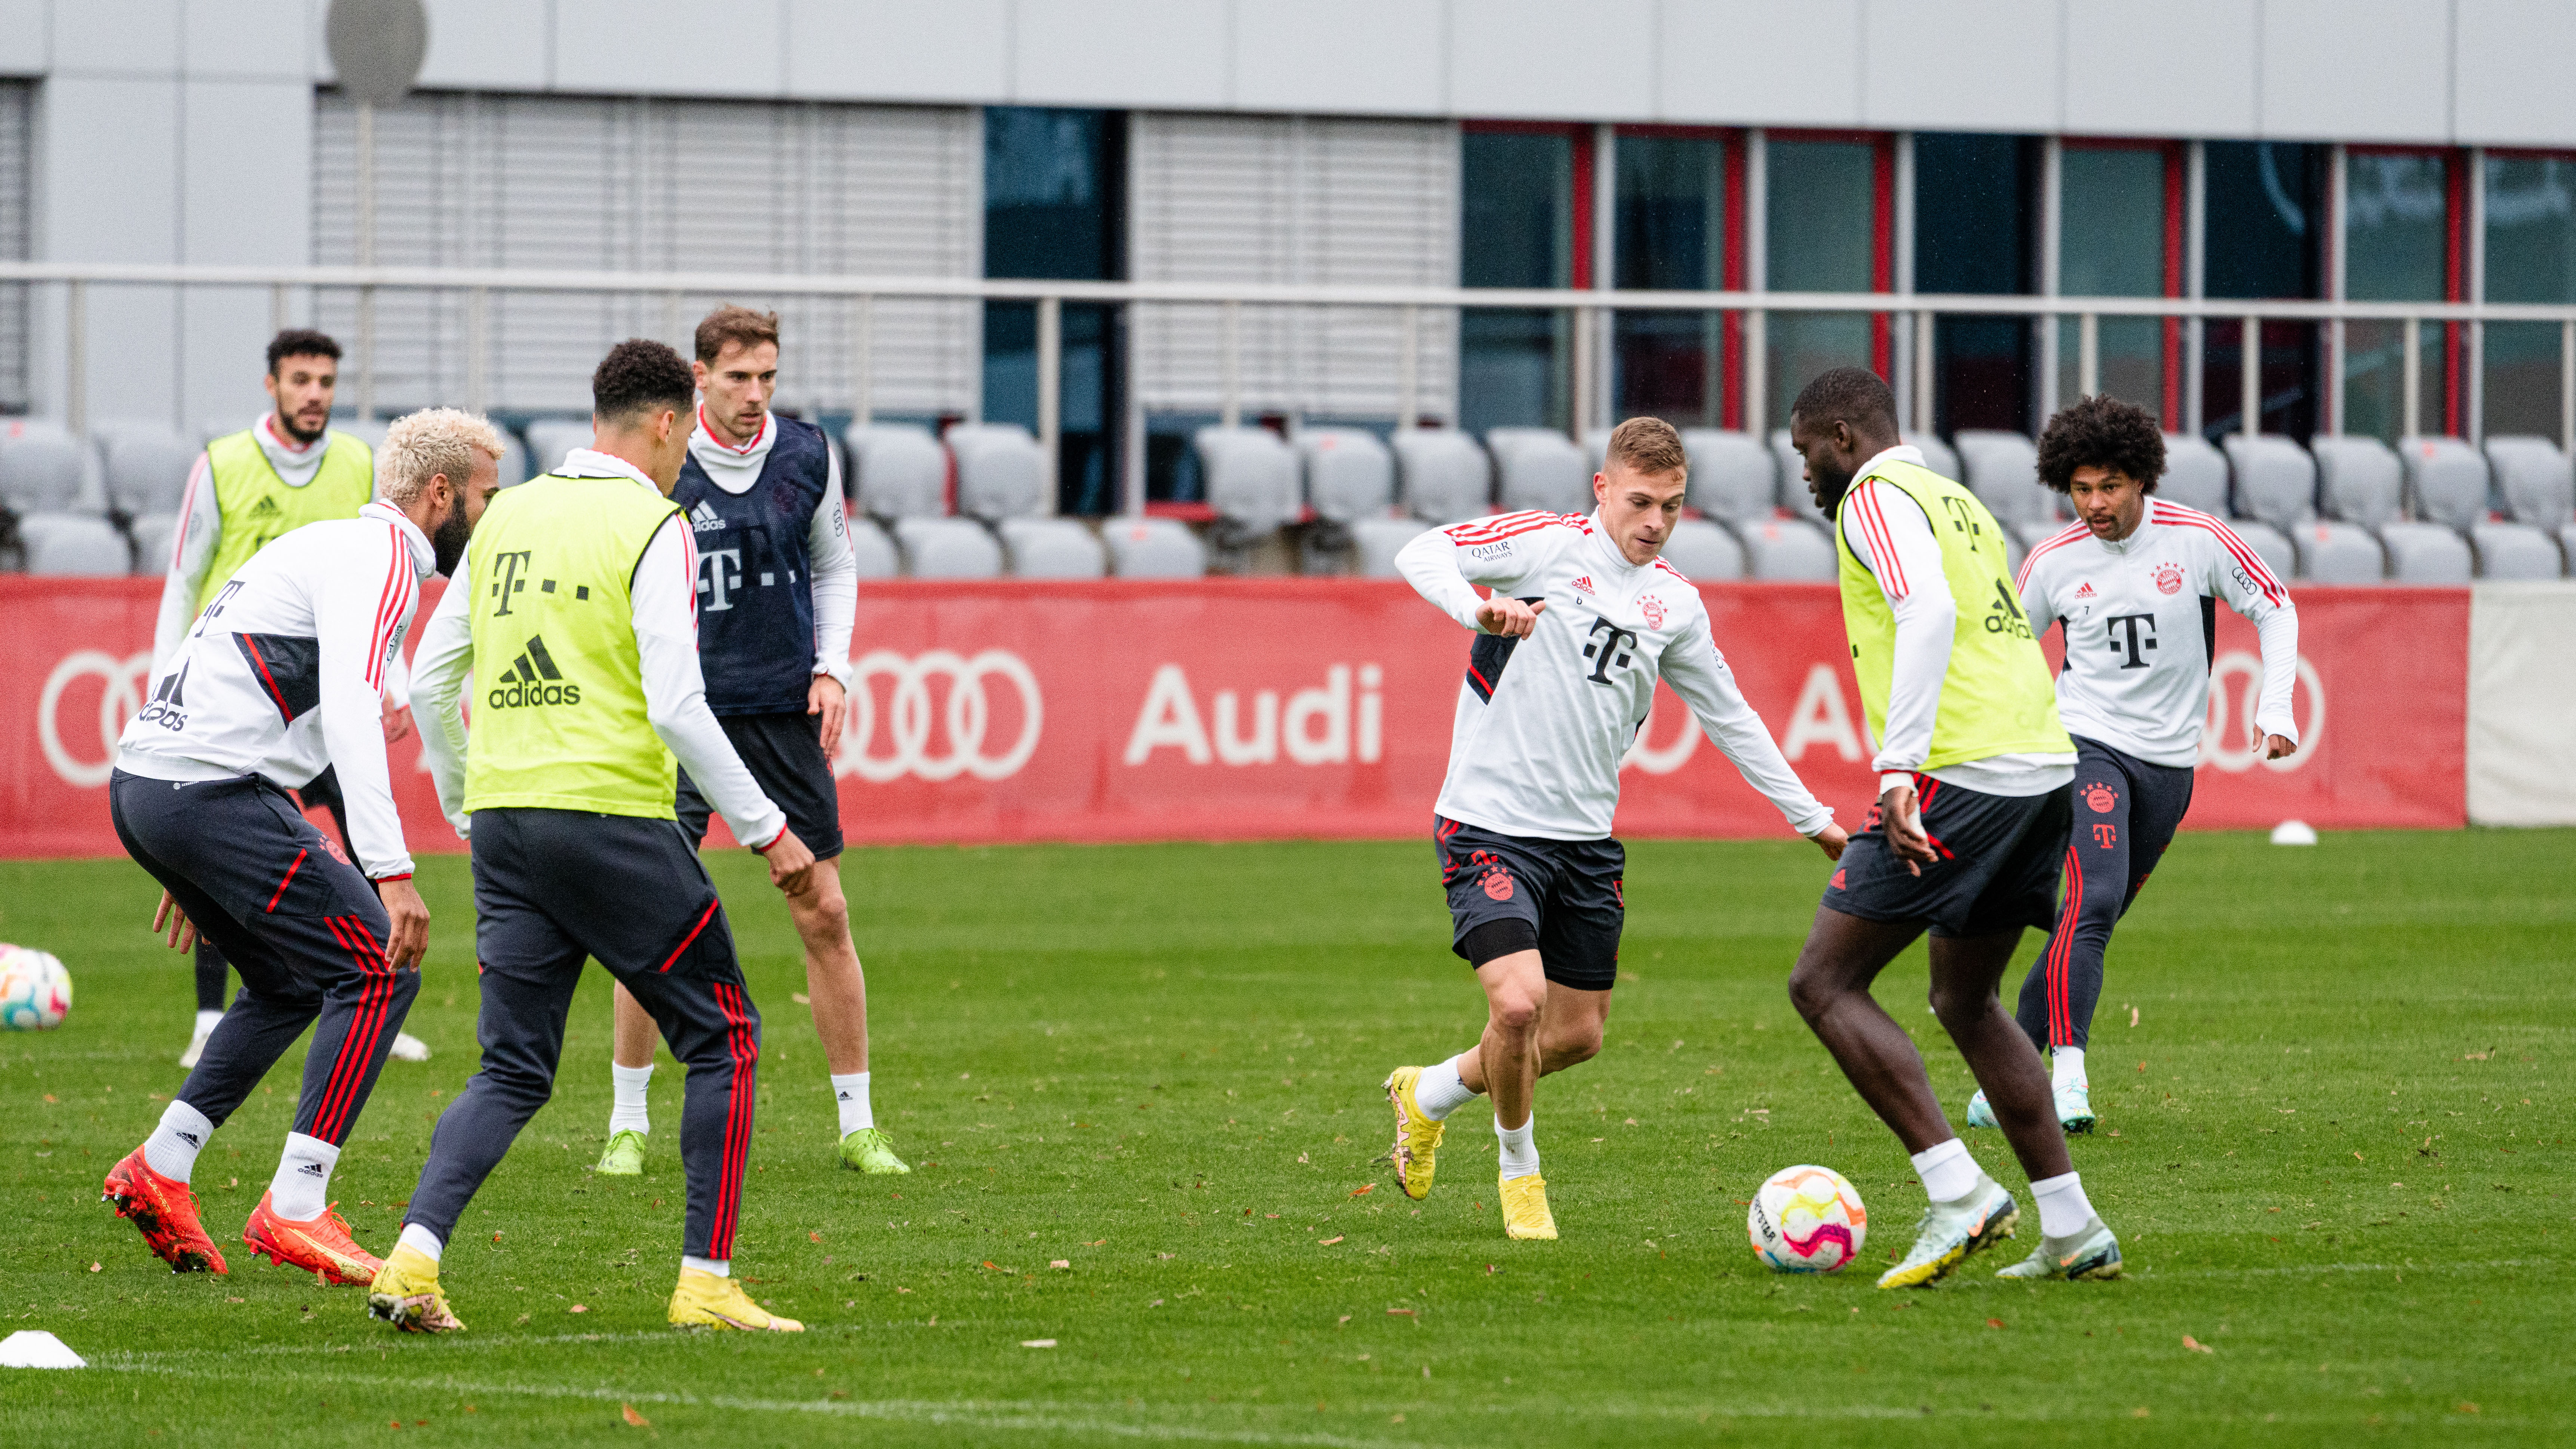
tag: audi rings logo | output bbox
[838,649,1044,783]
[2200,650,2323,774]
[40,650,152,788]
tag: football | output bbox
[0,943,71,1031]
[1748,1164,1867,1273]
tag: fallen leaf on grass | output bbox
[1318,1236,1345,1246]
[2456,1402,2481,1414]
[791,993,811,1006]
[1350,1184,1374,1198]
[1021,1339,1057,1348]
[810,1231,823,1243]
[1986,1318,2005,1329]
[1050,1260,1070,1269]
[621,1403,651,1427]
[1085,1239,1106,1246]
[1387,1308,1416,1317]
[569,1304,587,1314]
[2183,1335,2213,1354]
[2129,1006,2140,1028]
[87,1262,100,1273]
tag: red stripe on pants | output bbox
[709,981,760,1259]
[311,917,390,1143]
[2046,847,2082,1048]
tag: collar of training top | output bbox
[359,498,438,580]
[556,447,664,494]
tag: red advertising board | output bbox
[0,576,2464,860]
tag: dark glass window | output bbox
[1914,133,2039,434]
[983,107,1124,513]
[2343,151,2454,441]
[1614,134,1731,426]
[2483,155,2576,438]
[2056,145,2171,417]
[2202,141,2325,440]
[1461,130,1577,433]
[1764,138,1879,431]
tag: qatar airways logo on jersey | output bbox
[1124,663,1385,766]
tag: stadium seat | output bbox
[2222,435,2317,529]
[2228,520,2297,584]
[2484,436,2574,532]
[1296,427,1394,523]
[2468,522,2564,580]
[1740,516,1836,581]
[493,429,530,488]
[2158,433,2231,515]
[1679,429,1777,522]
[2310,435,2404,529]
[128,512,178,574]
[2398,436,2491,530]
[1579,427,1613,473]
[522,419,591,475]
[844,423,948,519]
[1658,518,1745,580]
[332,417,390,452]
[18,513,128,575]
[1392,430,1492,524]
[1999,525,2026,577]
[2011,517,2080,559]
[0,420,93,515]
[1767,430,1801,503]
[1954,430,2057,528]
[2377,520,2473,584]
[1194,426,1302,536]
[1904,431,1962,482]
[1485,427,1593,515]
[891,517,1002,578]
[946,423,1047,521]
[94,421,197,519]
[998,517,1107,578]
[1350,516,1431,578]
[845,514,898,579]
[2290,521,2383,582]
[1102,517,1207,578]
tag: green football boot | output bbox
[838,1126,911,1175]
[1876,1175,2019,1290]
[595,1129,647,1176]
[1996,1215,2123,1280]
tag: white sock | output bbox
[1415,1054,1478,1121]
[681,1255,729,1278]
[397,1222,443,1262]
[1495,1113,1540,1180]
[191,1009,223,1037]
[2051,1046,2087,1089]
[2031,1169,2097,1237]
[1910,1137,1982,1203]
[832,1071,875,1135]
[268,1132,339,1221]
[143,1099,214,1183]
[609,1062,654,1136]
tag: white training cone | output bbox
[2270,819,2318,846]
[0,1330,86,1368]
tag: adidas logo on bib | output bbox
[486,634,582,708]
[690,500,726,534]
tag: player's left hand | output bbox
[1809,821,1849,862]
[809,675,847,760]
[151,890,199,953]
[382,697,414,745]
[2261,732,2297,761]
[375,877,431,971]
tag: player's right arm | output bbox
[150,451,220,668]
[411,575,476,839]
[310,522,429,968]
[2199,512,2300,758]
[1839,480,1951,868]
[1394,512,1561,635]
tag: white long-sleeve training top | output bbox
[411,449,787,849]
[2016,499,2300,768]
[1396,509,1835,842]
[1836,445,2076,797]
[684,408,858,688]
[116,500,432,879]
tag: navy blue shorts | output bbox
[676,710,844,860]
[1823,774,2072,938]
[1435,816,1624,992]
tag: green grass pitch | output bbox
[0,828,2569,1446]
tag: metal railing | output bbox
[17,260,2576,510]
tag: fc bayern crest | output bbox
[2153,562,2184,595]
[1640,595,1668,630]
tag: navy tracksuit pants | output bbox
[2012,736,2195,1053]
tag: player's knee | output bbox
[1551,1022,1603,1066]
[1786,963,1840,1024]
[1926,980,1990,1029]
[1489,991,1543,1037]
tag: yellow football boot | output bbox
[366,1244,464,1333]
[1499,1173,1557,1240]
[1383,1066,1445,1200]
[669,1267,805,1332]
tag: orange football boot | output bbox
[102,1145,228,1274]
[242,1193,383,1286]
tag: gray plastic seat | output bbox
[1102,517,1206,578]
[2377,520,2474,584]
[998,517,1106,578]
[2290,521,2384,582]
[1954,430,2056,528]
[846,515,898,579]
[522,419,592,476]
[2223,436,2317,529]
[844,423,949,519]
[1768,430,1803,504]
[2158,433,2231,516]
[2484,436,2574,532]
[2398,436,2490,530]
[1296,428,1394,524]
[1485,427,1593,515]
[2229,520,2297,584]
[0,421,92,515]
[128,513,179,574]
[1740,516,1836,581]
[1194,426,1302,536]
[891,517,1002,578]
[19,513,129,574]
[946,423,1047,521]
[2310,435,2404,528]
[2469,522,2563,580]
[2011,517,2082,558]
[1350,516,1431,578]
[1904,430,1962,482]
[332,418,390,452]
[95,421,199,519]
[491,429,530,488]
[1679,429,1778,522]
[1393,430,1492,524]
[1657,518,1744,580]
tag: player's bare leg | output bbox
[1388,969,1607,1213]
[787,858,906,1173]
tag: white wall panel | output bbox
[40,78,178,423]
[554,0,786,99]
[2259,0,2450,142]
[183,0,309,80]
[787,0,1009,103]
[0,1,48,77]
[1657,1,1863,128]
[2467,582,2576,825]
[53,0,176,76]
[2062,0,2256,138]
[1232,0,1444,117]
[414,0,553,91]
[1862,0,2060,133]
[1013,0,1228,109]
[179,79,308,425]
[1450,0,1653,121]
[2451,0,2576,147]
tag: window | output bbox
[2201,141,2326,440]
[2483,154,2576,440]
[1612,131,1738,428]
[2057,142,2179,423]
[982,107,1124,514]
[1764,135,1887,434]
[2342,149,2459,442]
[1915,133,2039,434]
[1460,126,1586,435]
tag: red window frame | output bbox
[2347,143,2471,436]
[1460,120,1596,292]
[1614,124,1750,426]
[2060,136,2189,425]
